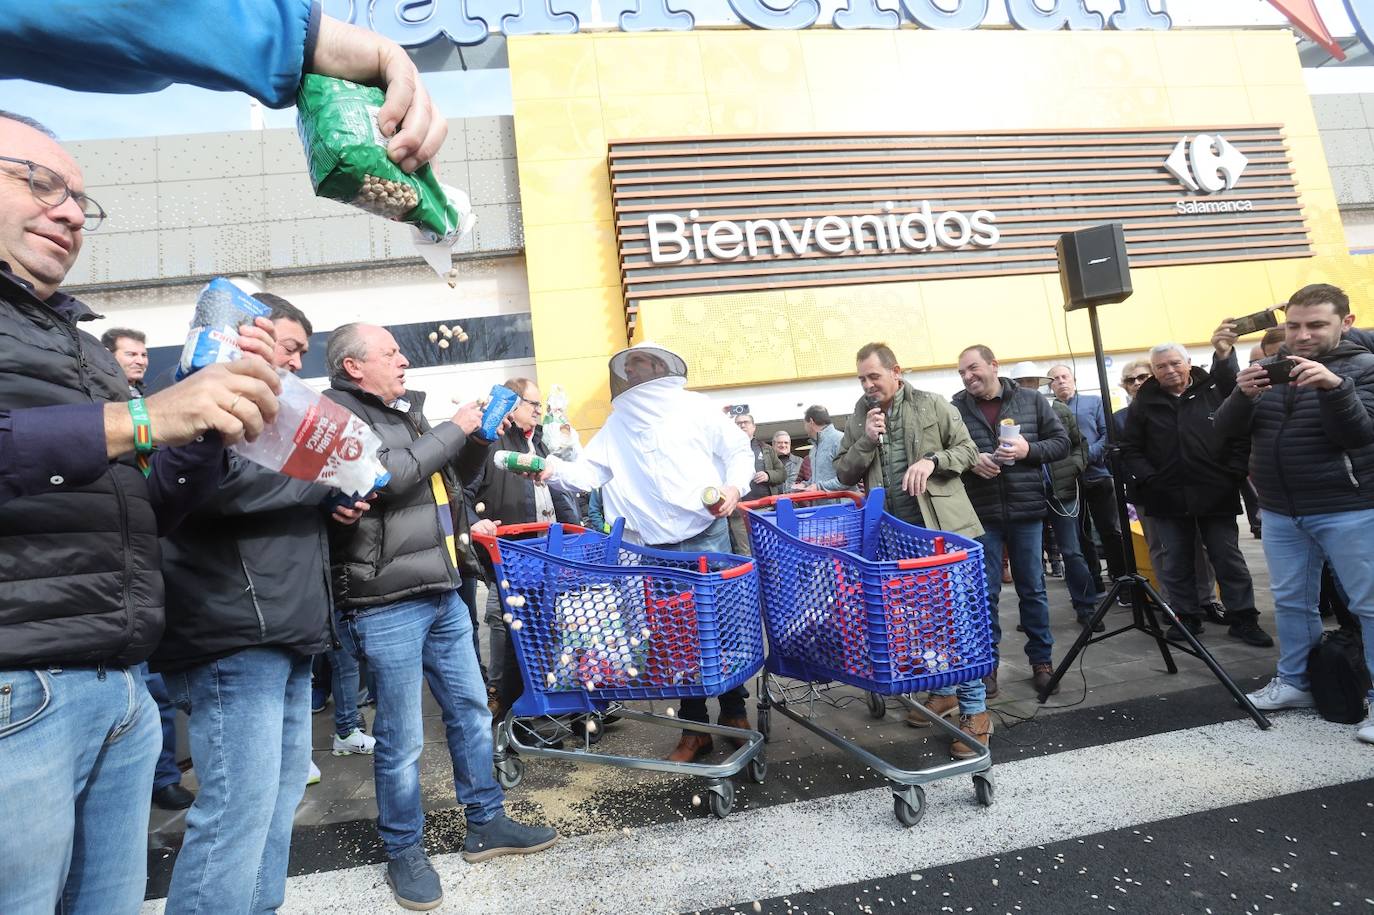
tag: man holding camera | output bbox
[1119,342,1272,647]
[1216,284,1374,743]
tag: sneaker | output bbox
[462,813,558,863]
[1357,714,1374,745]
[386,845,442,911]
[1032,663,1059,695]
[332,727,377,756]
[1247,676,1315,711]
[906,693,958,728]
[1228,619,1275,648]
[311,685,328,714]
[357,689,376,708]
[1165,618,1204,642]
[950,712,993,760]
[307,760,321,786]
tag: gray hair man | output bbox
[1119,342,1272,647]
[323,322,557,909]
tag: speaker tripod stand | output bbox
[1033,294,1271,730]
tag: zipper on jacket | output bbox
[1274,385,1300,517]
[238,552,268,640]
[109,472,137,650]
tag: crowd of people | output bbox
[3,6,1374,914]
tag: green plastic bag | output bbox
[296,74,472,244]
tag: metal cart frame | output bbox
[473,521,767,818]
[742,490,994,826]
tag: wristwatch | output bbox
[922,451,939,470]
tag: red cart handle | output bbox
[469,521,588,563]
[739,490,865,511]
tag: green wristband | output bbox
[127,398,154,455]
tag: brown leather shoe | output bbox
[981,667,999,699]
[950,712,993,760]
[667,733,714,763]
[1031,663,1059,695]
[716,714,750,749]
[905,693,958,728]
[1001,555,1013,584]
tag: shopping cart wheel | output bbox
[757,706,771,743]
[866,692,885,719]
[973,773,994,807]
[747,752,767,784]
[706,779,735,819]
[892,786,925,828]
[495,756,524,790]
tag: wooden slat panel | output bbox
[607,126,1309,336]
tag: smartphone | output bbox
[1262,357,1296,386]
[1230,308,1280,337]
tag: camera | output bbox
[724,404,750,416]
[1230,308,1280,337]
[1262,357,1296,386]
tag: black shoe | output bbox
[1251,525,1262,540]
[153,783,195,810]
[1165,618,1204,642]
[1077,615,1106,633]
[1202,601,1229,625]
[1015,623,1025,632]
[1228,619,1275,648]
[1048,561,1064,578]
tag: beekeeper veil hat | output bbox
[608,341,688,399]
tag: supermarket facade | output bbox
[61,2,1374,437]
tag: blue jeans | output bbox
[0,666,160,915]
[979,520,1054,666]
[163,648,312,915]
[1261,508,1374,699]
[140,663,182,791]
[1046,506,1098,617]
[315,646,365,738]
[929,678,988,715]
[339,589,504,856]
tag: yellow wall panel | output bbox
[507,34,600,100]
[1234,31,1305,87]
[521,220,618,294]
[509,29,1346,437]
[516,157,613,228]
[511,98,607,162]
[1166,87,1254,126]
[601,93,712,142]
[529,286,626,362]
[593,32,707,95]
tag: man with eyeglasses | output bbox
[0,111,283,913]
[730,413,786,555]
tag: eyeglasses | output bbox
[1124,373,1151,385]
[521,397,542,411]
[0,155,106,230]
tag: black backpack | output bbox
[1307,628,1372,724]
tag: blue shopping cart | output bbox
[741,488,995,826]
[471,519,767,817]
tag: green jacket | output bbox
[1048,399,1089,505]
[833,382,984,539]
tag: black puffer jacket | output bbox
[1120,362,1248,517]
[1215,340,1374,517]
[325,380,489,612]
[154,457,333,672]
[952,378,1070,524]
[0,277,163,667]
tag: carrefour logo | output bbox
[1166,134,1253,215]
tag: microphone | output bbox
[866,393,886,446]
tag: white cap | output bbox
[1009,361,1046,382]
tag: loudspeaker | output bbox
[1056,223,1132,311]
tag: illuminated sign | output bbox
[326,0,1172,49]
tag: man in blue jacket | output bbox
[1047,364,1126,598]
